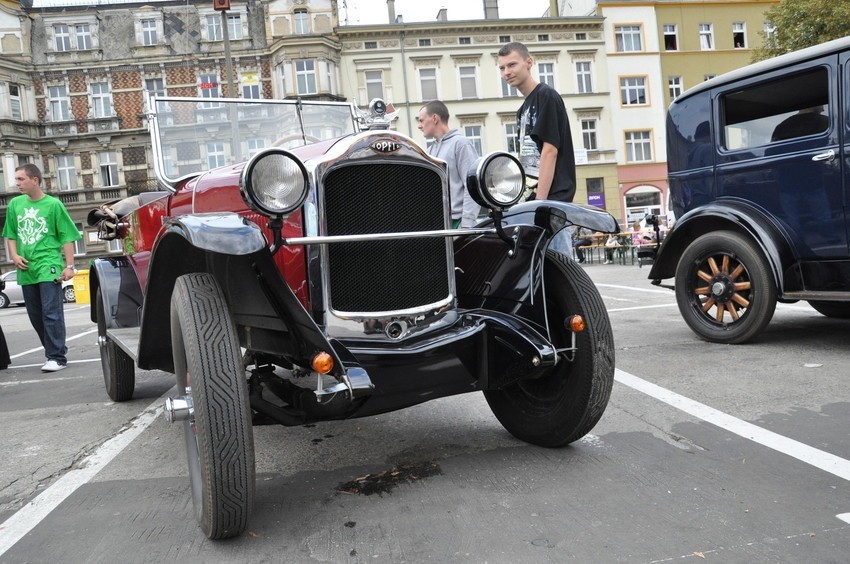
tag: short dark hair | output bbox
[421,100,449,124]
[15,163,42,183]
[497,41,531,59]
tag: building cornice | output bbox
[335,17,604,39]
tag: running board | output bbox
[782,291,850,301]
[105,327,140,362]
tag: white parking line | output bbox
[0,375,87,387]
[607,303,680,313]
[615,369,850,482]
[0,388,174,556]
[596,283,672,295]
[10,329,97,360]
[837,513,850,524]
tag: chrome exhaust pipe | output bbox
[164,396,194,423]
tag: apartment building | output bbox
[594,0,777,225]
[337,8,621,220]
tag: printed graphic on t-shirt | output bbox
[518,107,540,177]
[18,206,48,245]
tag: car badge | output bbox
[369,139,402,153]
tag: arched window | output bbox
[294,9,309,35]
[624,185,662,225]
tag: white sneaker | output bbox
[42,360,67,372]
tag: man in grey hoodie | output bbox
[417,100,480,228]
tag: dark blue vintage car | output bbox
[650,36,850,343]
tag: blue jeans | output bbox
[22,282,67,364]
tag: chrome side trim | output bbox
[285,227,496,245]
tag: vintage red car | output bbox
[88,95,619,539]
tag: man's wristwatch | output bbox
[65,265,77,273]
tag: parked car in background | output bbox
[649,36,850,344]
[87,95,620,539]
[0,270,75,308]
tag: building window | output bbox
[91,82,112,118]
[459,37,471,45]
[459,66,478,99]
[704,74,716,81]
[107,238,123,253]
[199,73,221,108]
[247,138,266,157]
[586,177,603,192]
[54,25,71,51]
[615,24,642,52]
[538,63,554,87]
[537,34,549,42]
[499,34,511,43]
[464,125,483,156]
[227,14,243,40]
[9,84,22,120]
[365,70,383,101]
[505,123,518,153]
[48,85,70,121]
[294,9,309,34]
[73,222,85,255]
[699,23,714,50]
[141,19,157,45]
[56,154,76,191]
[242,82,261,99]
[581,119,597,150]
[576,32,587,40]
[76,24,92,50]
[501,78,519,97]
[419,38,431,47]
[663,24,678,50]
[733,22,746,48]
[668,76,683,100]
[296,60,317,95]
[206,142,226,169]
[365,41,377,49]
[576,61,592,94]
[145,77,166,98]
[620,76,647,106]
[763,22,777,48]
[206,15,222,41]
[99,151,118,186]
[419,68,438,101]
[625,130,652,162]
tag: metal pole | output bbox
[220,9,241,161]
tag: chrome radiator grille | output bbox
[323,163,450,313]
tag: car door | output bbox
[714,55,845,261]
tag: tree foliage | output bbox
[752,0,850,61]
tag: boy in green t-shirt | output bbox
[2,164,80,372]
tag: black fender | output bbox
[136,213,354,381]
[647,198,801,292]
[88,256,144,328]
[455,200,619,332]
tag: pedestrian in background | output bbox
[417,100,481,228]
[2,164,80,372]
[498,41,576,256]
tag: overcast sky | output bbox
[339,0,552,26]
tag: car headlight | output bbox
[466,152,525,210]
[240,148,309,217]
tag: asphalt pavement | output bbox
[0,263,848,563]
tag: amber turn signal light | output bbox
[566,315,586,333]
[311,352,334,374]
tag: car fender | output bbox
[136,213,349,378]
[647,198,800,292]
[455,200,619,329]
[89,257,144,328]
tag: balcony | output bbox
[0,185,129,210]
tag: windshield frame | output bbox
[146,93,357,191]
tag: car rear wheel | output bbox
[483,251,615,447]
[807,300,850,318]
[63,285,76,303]
[0,293,8,309]
[171,273,255,540]
[675,231,776,344]
[96,288,135,401]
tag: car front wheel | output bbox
[0,293,8,309]
[675,231,776,344]
[483,251,615,448]
[63,285,76,303]
[171,273,255,540]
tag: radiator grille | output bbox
[323,163,450,313]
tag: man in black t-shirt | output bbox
[497,42,576,203]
